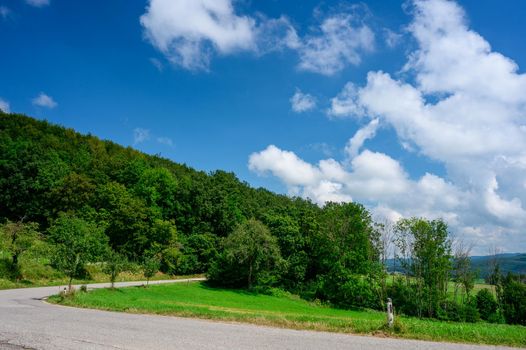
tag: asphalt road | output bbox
[0,280,516,350]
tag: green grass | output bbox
[50,282,526,347]
[0,261,202,290]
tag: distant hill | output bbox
[386,253,526,279]
[470,253,526,278]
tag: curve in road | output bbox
[0,280,516,350]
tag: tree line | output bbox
[0,112,524,326]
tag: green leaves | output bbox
[0,220,41,280]
[48,215,108,287]
[208,219,284,289]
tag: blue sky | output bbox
[1,0,526,253]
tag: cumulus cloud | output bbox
[250,0,526,253]
[328,82,365,118]
[133,128,151,145]
[140,0,373,74]
[140,0,256,71]
[296,13,374,75]
[32,93,57,108]
[0,98,10,113]
[25,0,50,7]
[249,144,463,221]
[290,89,316,113]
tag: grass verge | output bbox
[49,281,526,347]
[0,270,203,290]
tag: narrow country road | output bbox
[0,280,515,350]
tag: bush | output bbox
[387,279,419,317]
[327,275,380,309]
[437,300,463,322]
[500,274,526,325]
[463,298,480,323]
[436,299,479,323]
[476,288,498,321]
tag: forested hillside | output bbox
[0,112,382,296]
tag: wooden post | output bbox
[387,298,394,328]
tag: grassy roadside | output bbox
[49,281,526,347]
[0,269,204,290]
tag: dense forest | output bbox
[1,112,525,326]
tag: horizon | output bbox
[1,0,525,255]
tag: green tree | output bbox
[143,251,161,286]
[48,215,108,291]
[394,218,452,318]
[262,213,307,289]
[103,250,128,289]
[208,219,283,289]
[94,182,154,257]
[134,167,178,219]
[452,241,476,303]
[0,220,40,281]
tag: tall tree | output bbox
[208,219,283,289]
[394,218,452,318]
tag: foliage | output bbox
[394,218,452,318]
[103,250,128,288]
[499,274,526,325]
[47,215,108,290]
[208,219,284,289]
[142,250,161,286]
[476,288,499,322]
[0,220,40,280]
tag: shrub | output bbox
[327,275,380,309]
[387,279,419,317]
[463,298,480,323]
[500,274,526,325]
[476,288,498,321]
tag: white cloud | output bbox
[140,0,256,71]
[25,0,50,7]
[290,89,316,113]
[0,98,10,113]
[249,145,463,221]
[140,1,373,74]
[32,93,57,108]
[344,118,379,159]
[133,128,151,145]
[250,0,526,253]
[249,145,319,187]
[328,82,365,118]
[296,13,374,75]
[334,0,526,251]
[384,29,402,48]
